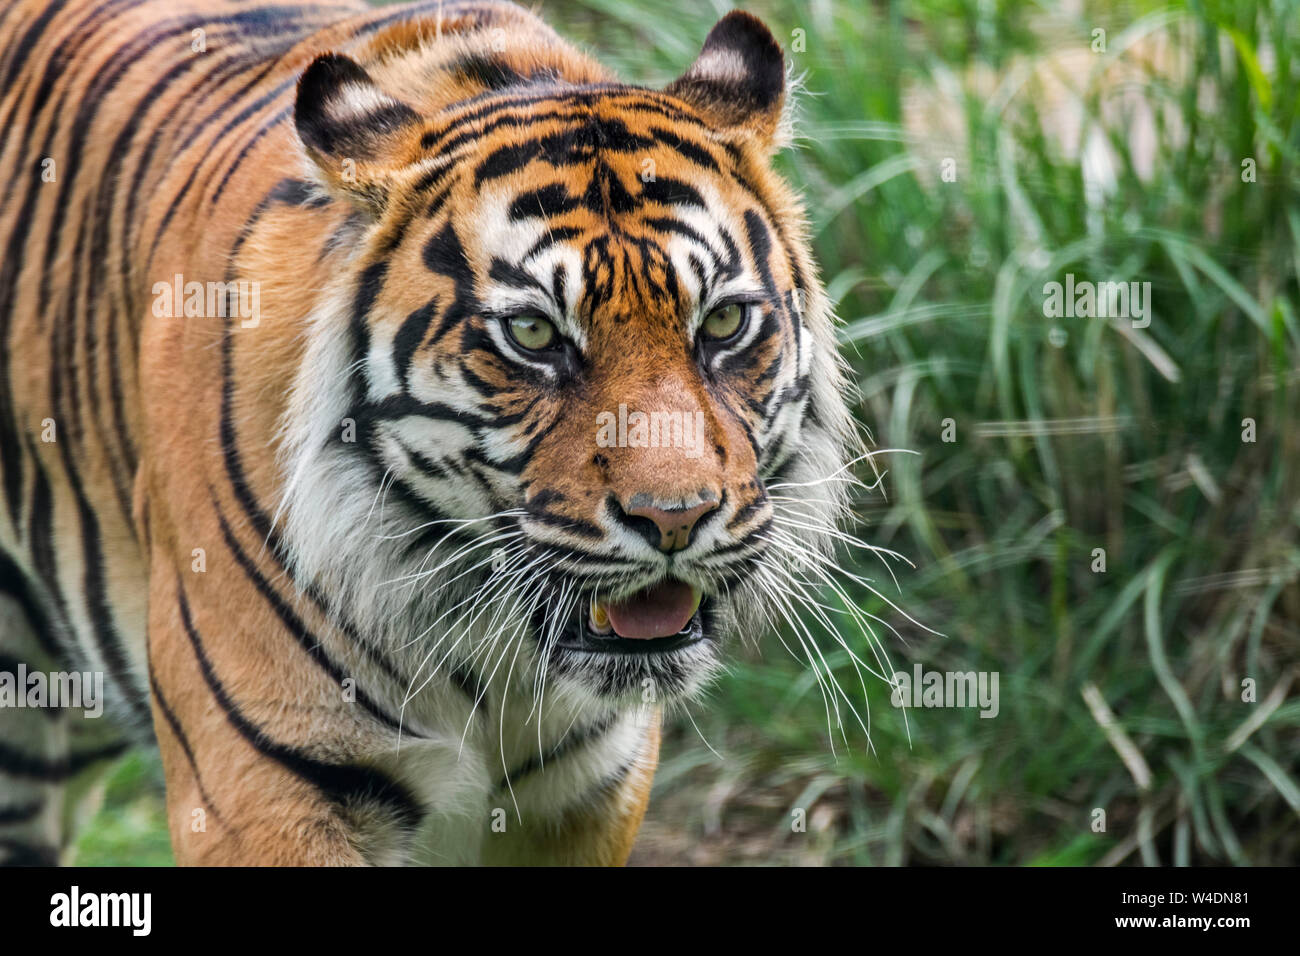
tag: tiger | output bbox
[0,0,853,865]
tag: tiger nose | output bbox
[620,494,720,552]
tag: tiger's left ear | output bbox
[294,52,424,212]
[665,11,787,150]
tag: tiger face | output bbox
[280,12,852,708]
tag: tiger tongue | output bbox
[606,581,699,640]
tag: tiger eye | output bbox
[506,314,557,351]
[701,303,745,341]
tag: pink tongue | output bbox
[606,581,697,640]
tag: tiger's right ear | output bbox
[294,52,423,212]
[665,11,787,150]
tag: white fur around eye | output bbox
[483,314,566,376]
[701,302,764,360]
[472,189,587,350]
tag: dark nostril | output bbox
[617,494,720,552]
[615,509,665,551]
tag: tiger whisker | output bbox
[761,525,941,640]
[764,448,914,493]
[757,530,914,747]
[396,548,540,747]
[383,527,523,591]
[375,508,528,541]
[769,511,912,591]
[399,544,540,708]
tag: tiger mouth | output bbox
[552,580,710,655]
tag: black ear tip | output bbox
[704,10,783,58]
[295,53,371,152]
[703,10,784,77]
[681,9,785,114]
[301,52,370,84]
[297,52,368,110]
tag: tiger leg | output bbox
[482,716,661,866]
[147,560,379,866]
[0,561,126,865]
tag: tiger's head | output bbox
[279,10,854,710]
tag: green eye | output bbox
[701,302,746,341]
[505,314,558,351]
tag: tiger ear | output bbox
[294,52,423,212]
[665,11,787,149]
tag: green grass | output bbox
[76,752,173,867]
[80,0,1300,865]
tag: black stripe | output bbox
[646,125,720,171]
[219,320,276,543]
[419,86,705,157]
[524,508,604,540]
[227,177,327,282]
[521,225,584,264]
[176,582,424,838]
[639,175,705,209]
[422,222,478,344]
[0,0,69,94]
[348,260,388,405]
[0,801,44,826]
[508,182,580,221]
[449,52,530,91]
[392,298,440,386]
[22,437,87,653]
[66,458,148,723]
[208,104,293,206]
[148,671,227,826]
[213,505,414,737]
[473,116,656,187]
[359,392,494,430]
[726,492,770,532]
[0,838,59,867]
[0,740,127,781]
[496,715,614,792]
[448,662,488,717]
[744,210,778,299]
[0,550,62,661]
[642,216,737,280]
[589,760,634,799]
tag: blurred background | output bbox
[82,0,1300,865]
